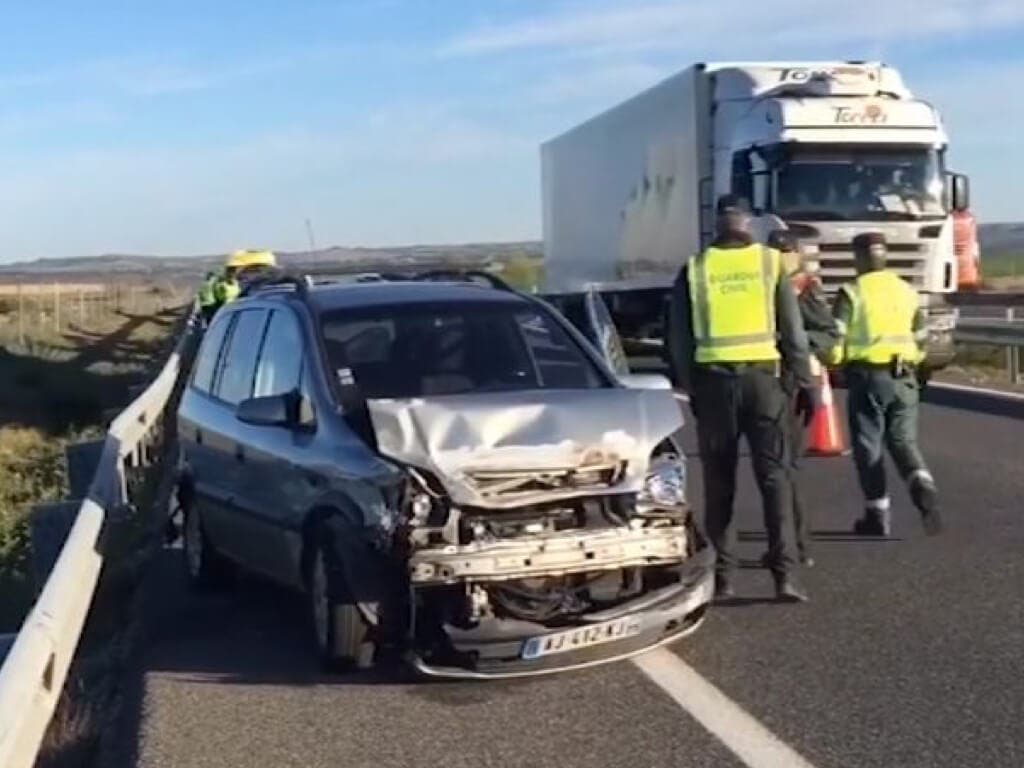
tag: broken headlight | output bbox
[640,456,686,507]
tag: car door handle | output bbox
[235,445,246,462]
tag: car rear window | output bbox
[320,301,606,399]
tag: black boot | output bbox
[853,509,890,536]
[910,479,943,535]
[774,574,809,603]
[714,573,735,601]
[762,550,814,568]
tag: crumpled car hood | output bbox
[367,389,683,509]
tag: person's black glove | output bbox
[795,386,821,427]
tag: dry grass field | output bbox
[0,280,190,632]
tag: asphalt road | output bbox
[111,385,1024,768]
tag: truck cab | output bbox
[540,60,967,369]
[710,62,966,366]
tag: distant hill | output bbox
[0,242,544,280]
[2,224,1021,281]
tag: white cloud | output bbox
[442,0,1024,57]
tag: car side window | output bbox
[515,310,601,389]
[215,309,269,405]
[254,309,303,398]
[192,313,233,394]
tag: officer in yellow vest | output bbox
[668,195,818,603]
[213,267,241,307]
[830,232,941,537]
[197,271,218,325]
[765,230,840,568]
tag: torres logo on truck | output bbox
[778,66,875,84]
[833,103,887,125]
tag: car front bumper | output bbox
[408,543,714,680]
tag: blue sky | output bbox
[1,0,1023,260]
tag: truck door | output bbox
[583,288,630,376]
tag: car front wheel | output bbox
[309,536,371,672]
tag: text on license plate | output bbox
[521,616,643,660]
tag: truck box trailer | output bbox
[541,61,967,369]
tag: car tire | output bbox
[182,504,233,592]
[309,534,370,673]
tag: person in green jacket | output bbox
[197,272,218,325]
[213,267,241,308]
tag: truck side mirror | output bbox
[950,173,970,213]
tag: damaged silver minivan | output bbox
[176,273,713,678]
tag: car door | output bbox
[204,307,270,568]
[235,306,317,586]
[582,288,631,377]
[179,311,235,538]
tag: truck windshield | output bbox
[772,145,946,221]
[320,300,607,399]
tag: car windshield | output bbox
[772,145,946,221]
[320,300,607,399]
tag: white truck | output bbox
[541,61,967,370]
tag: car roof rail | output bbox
[413,269,514,292]
[239,270,312,299]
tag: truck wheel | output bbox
[309,535,371,672]
[182,505,233,591]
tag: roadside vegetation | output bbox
[0,280,189,632]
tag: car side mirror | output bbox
[237,392,305,428]
[950,173,970,213]
[618,373,673,391]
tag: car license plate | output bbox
[521,616,643,660]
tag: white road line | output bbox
[632,648,818,768]
[928,380,1024,402]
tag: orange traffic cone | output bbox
[805,358,847,457]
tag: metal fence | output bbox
[0,307,198,768]
[951,293,1024,384]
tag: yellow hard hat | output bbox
[226,249,277,269]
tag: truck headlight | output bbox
[640,456,687,507]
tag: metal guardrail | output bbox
[953,307,1024,384]
[953,318,1024,347]
[0,308,199,768]
[948,291,1024,308]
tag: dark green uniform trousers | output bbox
[846,366,930,506]
[692,366,798,578]
[785,392,811,558]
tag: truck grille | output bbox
[813,243,926,291]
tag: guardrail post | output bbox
[1006,309,1021,384]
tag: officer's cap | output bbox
[767,230,799,253]
[716,194,751,215]
[852,232,887,253]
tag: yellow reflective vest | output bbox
[688,244,781,364]
[197,276,217,307]
[214,276,240,304]
[837,270,922,365]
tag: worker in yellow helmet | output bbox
[197,271,219,325]
[829,232,940,538]
[667,195,818,604]
[213,266,241,306]
[210,249,277,312]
